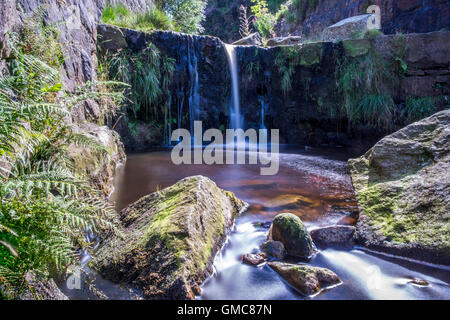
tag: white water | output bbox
[225,44,242,129]
[188,38,200,135]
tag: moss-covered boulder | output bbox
[92,176,248,299]
[270,213,314,259]
[268,262,341,296]
[349,110,450,265]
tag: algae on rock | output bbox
[92,176,248,299]
[349,110,450,265]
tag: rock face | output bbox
[310,226,356,247]
[322,14,375,42]
[18,272,68,300]
[349,110,450,265]
[270,213,314,259]
[93,176,248,299]
[268,262,341,296]
[98,24,230,152]
[68,124,125,196]
[266,36,302,47]
[262,240,286,259]
[232,32,262,46]
[273,0,450,39]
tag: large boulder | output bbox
[92,176,248,299]
[310,226,356,247]
[322,14,375,42]
[268,262,341,296]
[349,110,450,265]
[232,32,262,46]
[269,213,314,259]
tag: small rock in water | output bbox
[192,284,202,295]
[270,213,314,259]
[337,215,358,226]
[408,278,430,287]
[268,262,341,296]
[242,253,266,266]
[310,225,356,247]
[253,221,272,229]
[262,240,286,259]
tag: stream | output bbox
[106,146,450,300]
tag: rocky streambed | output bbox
[62,111,449,300]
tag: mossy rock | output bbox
[268,262,341,296]
[270,213,314,259]
[349,110,450,265]
[91,176,248,299]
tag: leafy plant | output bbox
[239,5,253,38]
[335,38,404,132]
[0,15,122,298]
[102,4,176,32]
[274,46,301,96]
[250,0,276,39]
[404,97,437,122]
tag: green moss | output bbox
[299,43,322,66]
[342,39,371,57]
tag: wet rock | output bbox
[408,278,429,287]
[18,272,68,300]
[262,240,286,259]
[310,226,356,247]
[266,36,302,47]
[92,176,248,300]
[232,32,262,46]
[268,262,341,296]
[68,124,125,197]
[270,213,314,259]
[349,110,450,265]
[322,14,375,42]
[242,253,266,266]
[252,221,272,229]
[337,215,358,226]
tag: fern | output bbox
[0,15,122,297]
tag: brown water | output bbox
[110,147,450,300]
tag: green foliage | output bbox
[103,1,208,34]
[404,97,437,122]
[0,16,122,298]
[274,46,301,96]
[102,4,176,32]
[103,44,175,136]
[335,38,405,131]
[250,0,276,39]
[161,0,208,34]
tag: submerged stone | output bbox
[92,176,248,299]
[262,240,286,259]
[242,253,266,266]
[268,262,341,296]
[269,213,314,259]
[349,110,450,265]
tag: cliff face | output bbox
[203,0,450,42]
[275,0,450,39]
[0,0,153,193]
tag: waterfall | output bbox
[188,38,200,136]
[224,44,242,129]
[260,99,266,130]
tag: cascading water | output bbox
[188,37,200,136]
[260,98,266,130]
[224,44,242,129]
